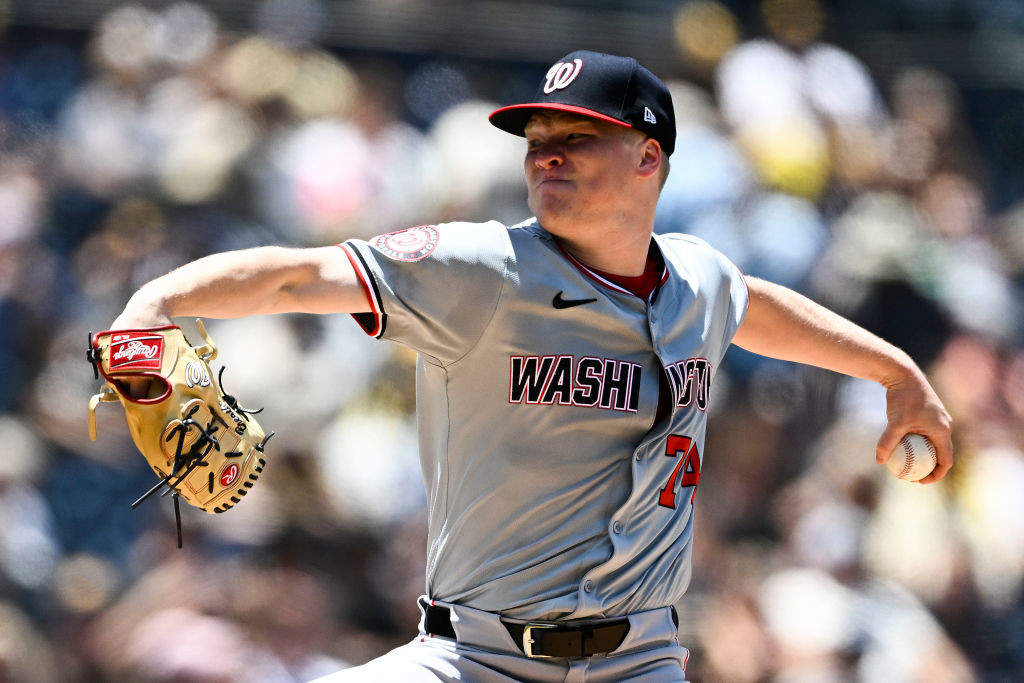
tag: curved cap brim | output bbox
[489,102,633,137]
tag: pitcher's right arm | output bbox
[111,246,371,329]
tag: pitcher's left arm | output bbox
[731,276,953,483]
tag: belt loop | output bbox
[422,601,457,640]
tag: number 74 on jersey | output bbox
[658,434,701,509]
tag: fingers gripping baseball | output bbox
[875,372,953,483]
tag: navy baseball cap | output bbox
[489,50,676,155]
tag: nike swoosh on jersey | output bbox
[552,291,598,309]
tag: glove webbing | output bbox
[127,368,273,548]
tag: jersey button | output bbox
[612,521,624,534]
[583,580,594,593]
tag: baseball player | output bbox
[110,50,953,681]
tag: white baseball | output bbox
[886,433,937,482]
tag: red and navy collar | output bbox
[556,240,669,303]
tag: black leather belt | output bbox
[422,602,630,659]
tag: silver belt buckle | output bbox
[522,623,556,658]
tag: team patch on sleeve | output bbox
[373,225,439,262]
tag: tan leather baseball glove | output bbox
[87,320,273,545]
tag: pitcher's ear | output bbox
[638,137,663,179]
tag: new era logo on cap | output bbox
[489,50,676,156]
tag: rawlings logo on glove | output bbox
[87,320,274,546]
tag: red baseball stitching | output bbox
[899,437,915,479]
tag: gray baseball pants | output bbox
[312,596,689,682]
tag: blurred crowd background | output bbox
[0,0,1021,680]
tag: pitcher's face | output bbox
[524,112,648,233]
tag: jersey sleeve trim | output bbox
[738,271,751,316]
[338,242,387,338]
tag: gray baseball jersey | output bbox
[339,218,747,622]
